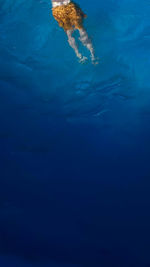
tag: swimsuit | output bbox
[52,0,87,31]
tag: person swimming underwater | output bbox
[51,0,98,64]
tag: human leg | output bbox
[78,28,98,64]
[66,29,82,58]
[66,29,87,62]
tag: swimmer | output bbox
[51,0,98,64]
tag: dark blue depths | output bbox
[0,0,150,266]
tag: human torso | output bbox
[51,0,71,8]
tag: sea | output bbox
[0,0,150,266]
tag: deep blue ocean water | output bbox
[0,0,150,266]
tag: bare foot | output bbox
[91,56,99,65]
[79,56,88,64]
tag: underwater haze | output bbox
[0,0,150,266]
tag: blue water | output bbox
[0,0,150,266]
